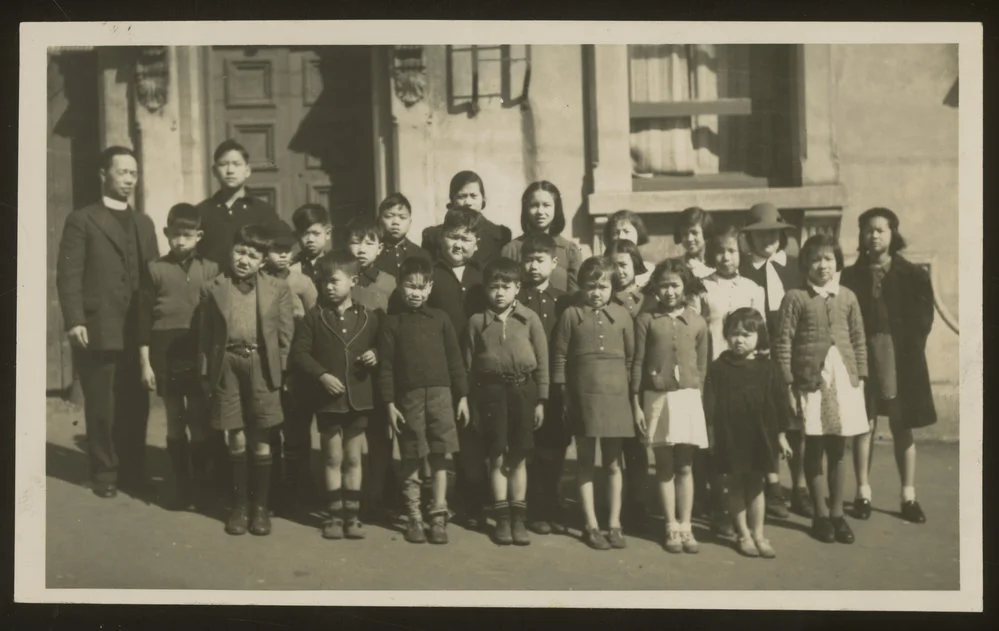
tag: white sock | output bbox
[901,486,916,502]
[857,484,872,501]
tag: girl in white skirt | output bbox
[775,234,869,545]
[632,260,709,553]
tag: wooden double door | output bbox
[208,46,390,238]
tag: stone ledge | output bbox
[587,183,847,216]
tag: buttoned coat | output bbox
[840,254,937,428]
[197,273,294,393]
[56,202,160,351]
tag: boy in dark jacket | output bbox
[290,251,381,540]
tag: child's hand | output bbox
[359,350,378,368]
[778,433,793,460]
[456,397,470,427]
[534,403,545,430]
[387,403,405,436]
[140,363,156,392]
[319,373,346,396]
[634,405,647,438]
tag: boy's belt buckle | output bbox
[501,373,529,385]
[226,343,257,357]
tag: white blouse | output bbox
[700,272,766,360]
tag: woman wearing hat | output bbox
[738,203,810,521]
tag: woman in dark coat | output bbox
[840,207,936,524]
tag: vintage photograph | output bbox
[17,21,982,608]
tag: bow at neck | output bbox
[750,249,787,270]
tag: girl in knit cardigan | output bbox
[775,234,869,545]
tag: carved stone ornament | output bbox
[392,46,426,107]
[135,47,170,113]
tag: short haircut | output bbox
[448,170,487,208]
[378,192,412,216]
[723,306,770,352]
[857,207,907,258]
[166,203,201,231]
[213,139,250,164]
[577,256,616,286]
[441,206,481,236]
[233,223,271,256]
[263,220,298,251]
[345,215,382,243]
[483,257,522,286]
[521,180,566,236]
[99,146,136,171]
[292,203,330,234]
[799,233,845,272]
[604,210,650,246]
[648,258,699,298]
[316,250,360,280]
[398,256,433,284]
[520,231,558,259]
[705,224,741,263]
[604,238,648,276]
[674,206,714,244]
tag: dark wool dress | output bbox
[703,351,790,475]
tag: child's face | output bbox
[522,252,557,286]
[807,247,838,286]
[487,279,520,312]
[441,228,478,266]
[213,150,252,191]
[299,223,332,259]
[324,269,357,305]
[861,216,892,257]
[655,272,686,310]
[265,247,293,272]
[611,220,640,245]
[611,252,636,289]
[348,234,383,268]
[451,182,484,212]
[749,230,781,258]
[712,236,740,278]
[726,324,759,358]
[680,224,706,258]
[379,205,412,242]
[526,190,556,232]
[400,273,433,309]
[164,227,202,258]
[582,274,613,309]
[231,244,264,279]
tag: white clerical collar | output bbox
[750,249,787,270]
[102,196,129,211]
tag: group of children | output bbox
[138,139,938,558]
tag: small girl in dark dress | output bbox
[704,308,792,559]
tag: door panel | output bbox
[210,46,377,235]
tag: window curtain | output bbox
[629,44,750,176]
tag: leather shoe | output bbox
[852,498,872,520]
[811,517,836,543]
[92,483,118,499]
[249,505,272,536]
[901,500,927,524]
[831,516,855,544]
[226,504,249,535]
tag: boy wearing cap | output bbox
[739,202,809,521]
[261,220,318,512]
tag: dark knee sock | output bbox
[344,488,362,522]
[252,453,272,509]
[326,488,344,518]
[166,437,191,489]
[230,452,248,507]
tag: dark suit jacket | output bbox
[290,303,382,413]
[196,191,280,268]
[421,216,512,267]
[56,201,160,351]
[197,273,294,392]
[739,252,802,338]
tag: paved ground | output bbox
[44,398,960,591]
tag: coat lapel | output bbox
[89,206,127,256]
[257,274,274,322]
